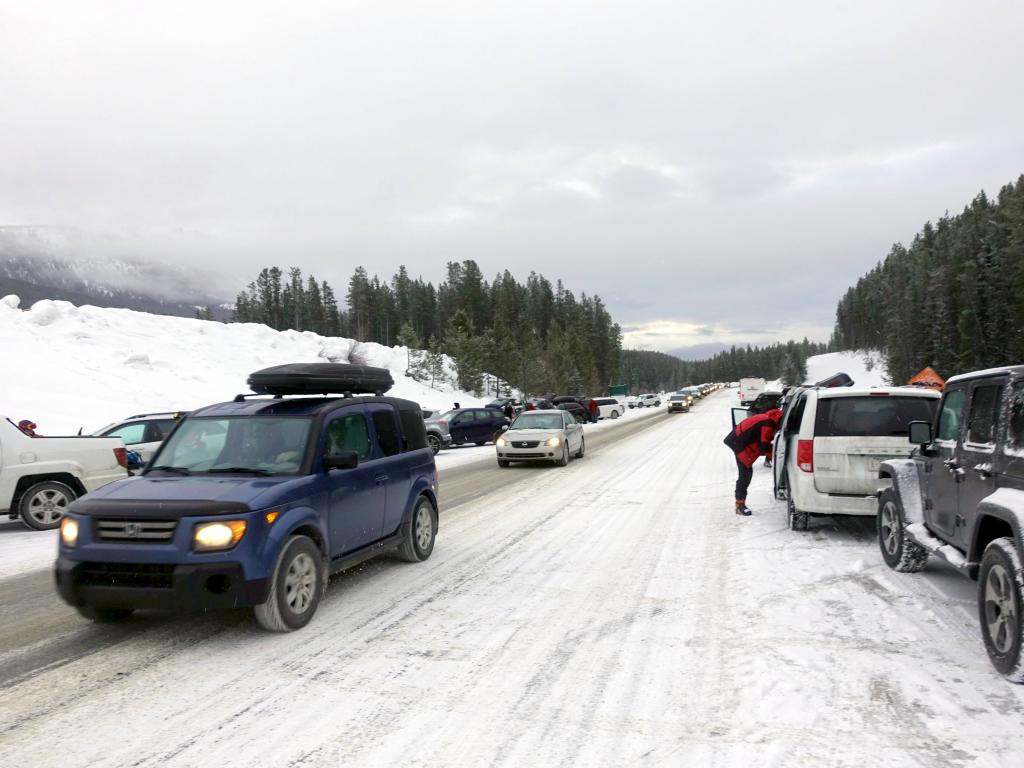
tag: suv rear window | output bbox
[814,396,937,437]
[399,409,428,452]
[371,409,402,456]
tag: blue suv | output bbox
[55,365,439,632]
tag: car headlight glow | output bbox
[496,437,507,447]
[193,520,247,551]
[60,517,79,547]
[546,436,561,447]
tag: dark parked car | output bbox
[435,407,510,446]
[556,402,590,424]
[55,363,439,632]
[879,365,1024,681]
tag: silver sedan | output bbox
[495,409,585,467]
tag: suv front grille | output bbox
[95,519,177,542]
[78,562,175,589]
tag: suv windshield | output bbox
[511,414,562,430]
[149,416,312,475]
[815,396,937,437]
[670,395,685,401]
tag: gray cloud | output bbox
[2,0,1023,352]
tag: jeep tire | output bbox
[254,535,324,632]
[978,538,1024,683]
[877,488,928,573]
[20,480,77,531]
[398,497,436,563]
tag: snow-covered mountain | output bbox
[0,294,484,435]
[0,227,230,318]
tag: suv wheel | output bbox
[979,538,1024,682]
[427,433,441,455]
[877,488,928,573]
[787,497,808,531]
[20,481,77,531]
[254,535,324,632]
[398,497,436,562]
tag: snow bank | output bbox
[0,296,484,435]
[805,350,888,387]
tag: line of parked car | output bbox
[733,366,1024,682]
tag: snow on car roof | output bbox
[816,386,940,399]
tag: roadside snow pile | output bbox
[0,296,483,435]
[805,350,887,387]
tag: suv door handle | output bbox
[374,474,388,486]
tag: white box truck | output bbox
[738,377,766,407]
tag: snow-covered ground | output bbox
[0,295,485,435]
[806,349,888,387]
[2,391,1022,767]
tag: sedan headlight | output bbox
[546,436,561,447]
[496,437,507,447]
[60,517,79,547]
[193,520,247,552]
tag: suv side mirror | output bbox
[908,421,933,446]
[324,450,359,471]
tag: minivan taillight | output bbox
[114,447,127,468]
[797,440,814,473]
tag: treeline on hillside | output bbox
[834,175,1024,382]
[230,261,621,397]
[621,340,830,392]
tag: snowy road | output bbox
[2,391,1023,767]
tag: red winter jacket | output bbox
[727,409,783,468]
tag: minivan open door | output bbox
[731,407,749,428]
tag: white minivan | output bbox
[773,387,940,530]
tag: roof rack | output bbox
[127,411,188,419]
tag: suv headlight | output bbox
[193,520,247,552]
[60,517,79,547]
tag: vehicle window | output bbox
[936,388,967,442]
[158,417,310,473]
[371,409,402,457]
[814,396,937,437]
[966,385,1003,446]
[152,419,178,440]
[474,410,494,422]
[325,413,372,461]
[106,422,146,445]
[784,395,806,433]
[511,413,563,430]
[399,409,428,452]
[1006,382,1024,455]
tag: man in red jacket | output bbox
[724,408,783,516]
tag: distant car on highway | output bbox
[667,394,689,413]
[495,409,584,467]
[637,394,661,408]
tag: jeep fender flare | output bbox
[972,489,1024,562]
[878,458,925,525]
[262,506,328,576]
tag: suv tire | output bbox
[877,488,928,573]
[77,606,134,623]
[978,538,1024,682]
[398,497,436,563]
[427,433,441,455]
[20,480,77,531]
[787,497,809,531]
[254,535,324,632]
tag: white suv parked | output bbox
[773,387,940,530]
[592,397,625,419]
[94,411,188,462]
[637,394,661,408]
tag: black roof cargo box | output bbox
[248,363,394,396]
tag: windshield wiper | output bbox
[146,465,191,476]
[207,466,272,476]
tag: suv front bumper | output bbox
[55,557,270,611]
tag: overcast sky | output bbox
[2,1,1023,354]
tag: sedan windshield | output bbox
[148,416,312,475]
[511,414,563,430]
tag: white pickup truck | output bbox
[1,417,128,530]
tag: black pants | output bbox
[735,458,753,502]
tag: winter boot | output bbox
[735,500,753,516]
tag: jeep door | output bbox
[925,384,968,539]
[323,407,385,556]
[365,403,413,536]
[956,379,1007,547]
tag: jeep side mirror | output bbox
[323,450,359,471]
[908,421,932,445]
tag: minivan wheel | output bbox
[611,410,620,419]
[20,481,77,531]
[77,606,134,623]
[787,497,809,532]
[398,497,436,562]
[979,538,1024,682]
[877,488,928,573]
[427,434,441,455]
[254,535,324,632]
